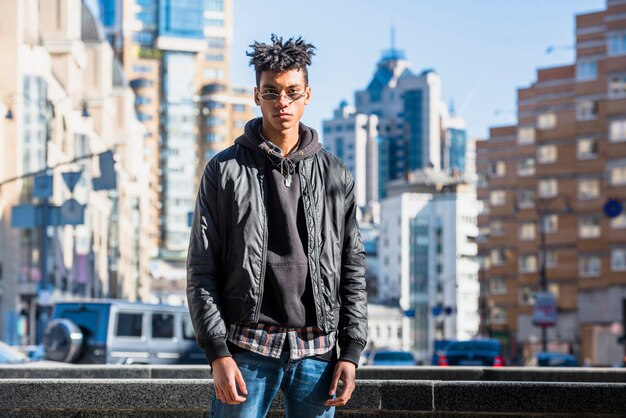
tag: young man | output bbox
[187,34,367,418]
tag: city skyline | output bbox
[231,0,604,140]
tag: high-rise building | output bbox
[93,0,254,270]
[323,44,468,206]
[378,173,479,362]
[477,0,626,366]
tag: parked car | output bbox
[438,339,505,367]
[431,339,455,365]
[0,340,29,364]
[527,352,579,367]
[364,350,418,366]
[43,300,205,365]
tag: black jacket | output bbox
[187,119,368,365]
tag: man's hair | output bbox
[247,34,316,87]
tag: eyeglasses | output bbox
[259,91,306,103]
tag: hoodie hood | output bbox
[235,117,322,164]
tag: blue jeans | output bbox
[209,349,336,418]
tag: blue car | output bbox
[438,339,506,367]
[366,350,417,366]
[530,352,579,367]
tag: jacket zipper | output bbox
[303,159,327,329]
[254,160,269,322]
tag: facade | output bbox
[477,0,626,366]
[366,304,412,352]
[378,172,479,362]
[95,0,254,265]
[0,0,151,344]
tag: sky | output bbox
[230,0,605,140]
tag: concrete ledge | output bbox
[0,379,625,417]
[3,364,626,382]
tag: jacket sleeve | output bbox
[186,158,231,365]
[337,165,368,366]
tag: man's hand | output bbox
[212,356,248,405]
[324,360,356,407]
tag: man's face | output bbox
[254,69,311,135]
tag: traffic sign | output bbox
[533,291,557,327]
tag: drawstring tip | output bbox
[285,174,292,187]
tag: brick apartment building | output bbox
[477,0,626,366]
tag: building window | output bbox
[205,18,224,27]
[576,61,597,81]
[580,255,601,277]
[203,68,225,80]
[517,157,535,176]
[490,190,506,206]
[608,75,626,99]
[517,190,535,209]
[538,179,558,198]
[489,277,507,295]
[490,220,504,236]
[232,104,246,112]
[132,64,152,73]
[517,126,535,145]
[537,112,556,130]
[205,116,225,126]
[578,178,600,200]
[335,137,344,160]
[577,137,599,159]
[205,133,225,143]
[610,165,626,185]
[576,100,598,120]
[611,212,626,229]
[490,307,507,324]
[207,36,226,48]
[546,250,558,268]
[204,53,224,62]
[205,0,225,12]
[136,112,153,122]
[611,247,626,271]
[519,286,536,306]
[132,31,154,46]
[608,33,626,56]
[491,248,506,266]
[519,254,538,273]
[537,145,557,164]
[489,161,506,177]
[519,222,536,241]
[541,214,558,233]
[609,119,626,142]
[135,96,152,106]
[579,216,601,238]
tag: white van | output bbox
[43,300,206,364]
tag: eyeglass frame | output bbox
[257,89,307,104]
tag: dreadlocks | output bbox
[247,34,316,86]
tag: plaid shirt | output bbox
[227,322,336,360]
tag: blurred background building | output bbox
[477,0,626,366]
[0,0,152,344]
[92,0,254,296]
[322,43,479,364]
